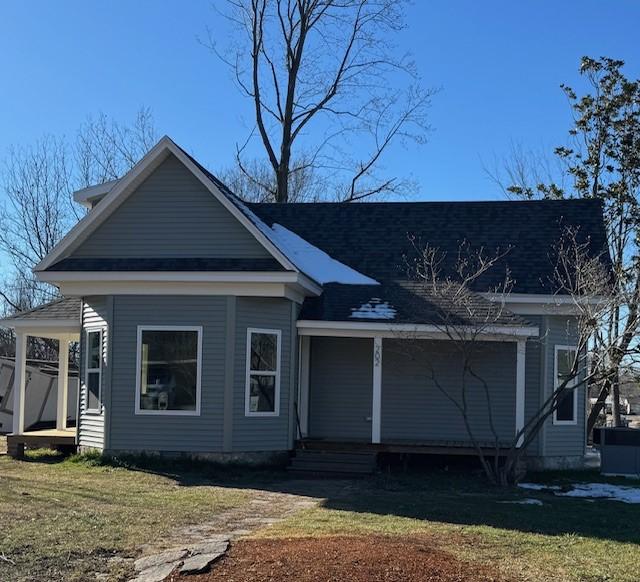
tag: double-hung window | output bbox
[553,345,578,425]
[245,328,281,417]
[85,329,103,412]
[135,326,202,415]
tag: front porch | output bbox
[0,298,81,457]
[296,321,538,453]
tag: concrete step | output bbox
[288,449,377,476]
[291,454,375,467]
[294,450,376,462]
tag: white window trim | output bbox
[84,328,103,414]
[135,325,203,416]
[245,327,281,417]
[552,344,579,426]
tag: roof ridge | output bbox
[249,198,602,208]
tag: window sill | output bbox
[134,409,201,417]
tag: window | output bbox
[85,329,102,412]
[135,326,202,415]
[245,328,281,416]
[553,345,578,425]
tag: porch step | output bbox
[287,449,377,476]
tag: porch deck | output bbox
[297,439,512,456]
[6,428,76,458]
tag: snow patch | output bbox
[518,483,561,492]
[267,224,378,285]
[519,482,640,504]
[558,483,640,504]
[350,298,397,320]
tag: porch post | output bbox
[56,336,70,431]
[297,336,311,438]
[515,339,526,447]
[372,336,382,444]
[12,332,27,435]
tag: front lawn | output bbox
[0,450,250,581]
[261,470,640,582]
[2,449,639,582]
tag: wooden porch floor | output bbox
[6,428,76,458]
[298,439,511,456]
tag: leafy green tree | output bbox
[497,57,640,429]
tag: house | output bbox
[1,136,610,469]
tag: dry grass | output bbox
[0,450,249,581]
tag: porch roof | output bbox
[299,281,531,327]
[0,297,81,333]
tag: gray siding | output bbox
[309,337,373,441]
[78,298,108,449]
[381,340,517,443]
[542,315,586,458]
[232,298,293,452]
[108,295,226,452]
[523,316,543,456]
[71,154,270,259]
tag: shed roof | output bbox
[0,297,81,325]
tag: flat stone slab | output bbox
[190,539,229,556]
[180,551,225,574]
[129,561,178,582]
[134,548,188,572]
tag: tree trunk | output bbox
[611,372,623,426]
[587,383,609,434]
[275,165,289,203]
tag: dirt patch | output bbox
[169,535,504,582]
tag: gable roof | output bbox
[251,198,610,295]
[36,136,609,306]
[35,136,298,275]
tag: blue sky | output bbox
[1,0,639,202]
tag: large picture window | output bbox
[135,326,202,415]
[553,345,578,425]
[85,329,103,412]
[245,328,281,417]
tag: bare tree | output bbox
[75,107,157,193]
[218,151,325,202]
[399,229,613,485]
[0,136,73,313]
[209,0,434,203]
[0,109,157,327]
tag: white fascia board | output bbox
[36,271,323,301]
[0,319,80,334]
[54,280,308,302]
[35,136,298,274]
[296,320,539,339]
[481,293,606,316]
[73,179,119,207]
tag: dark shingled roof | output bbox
[300,281,530,326]
[48,257,286,272]
[1,297,81,323]
[251,198,610,295]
